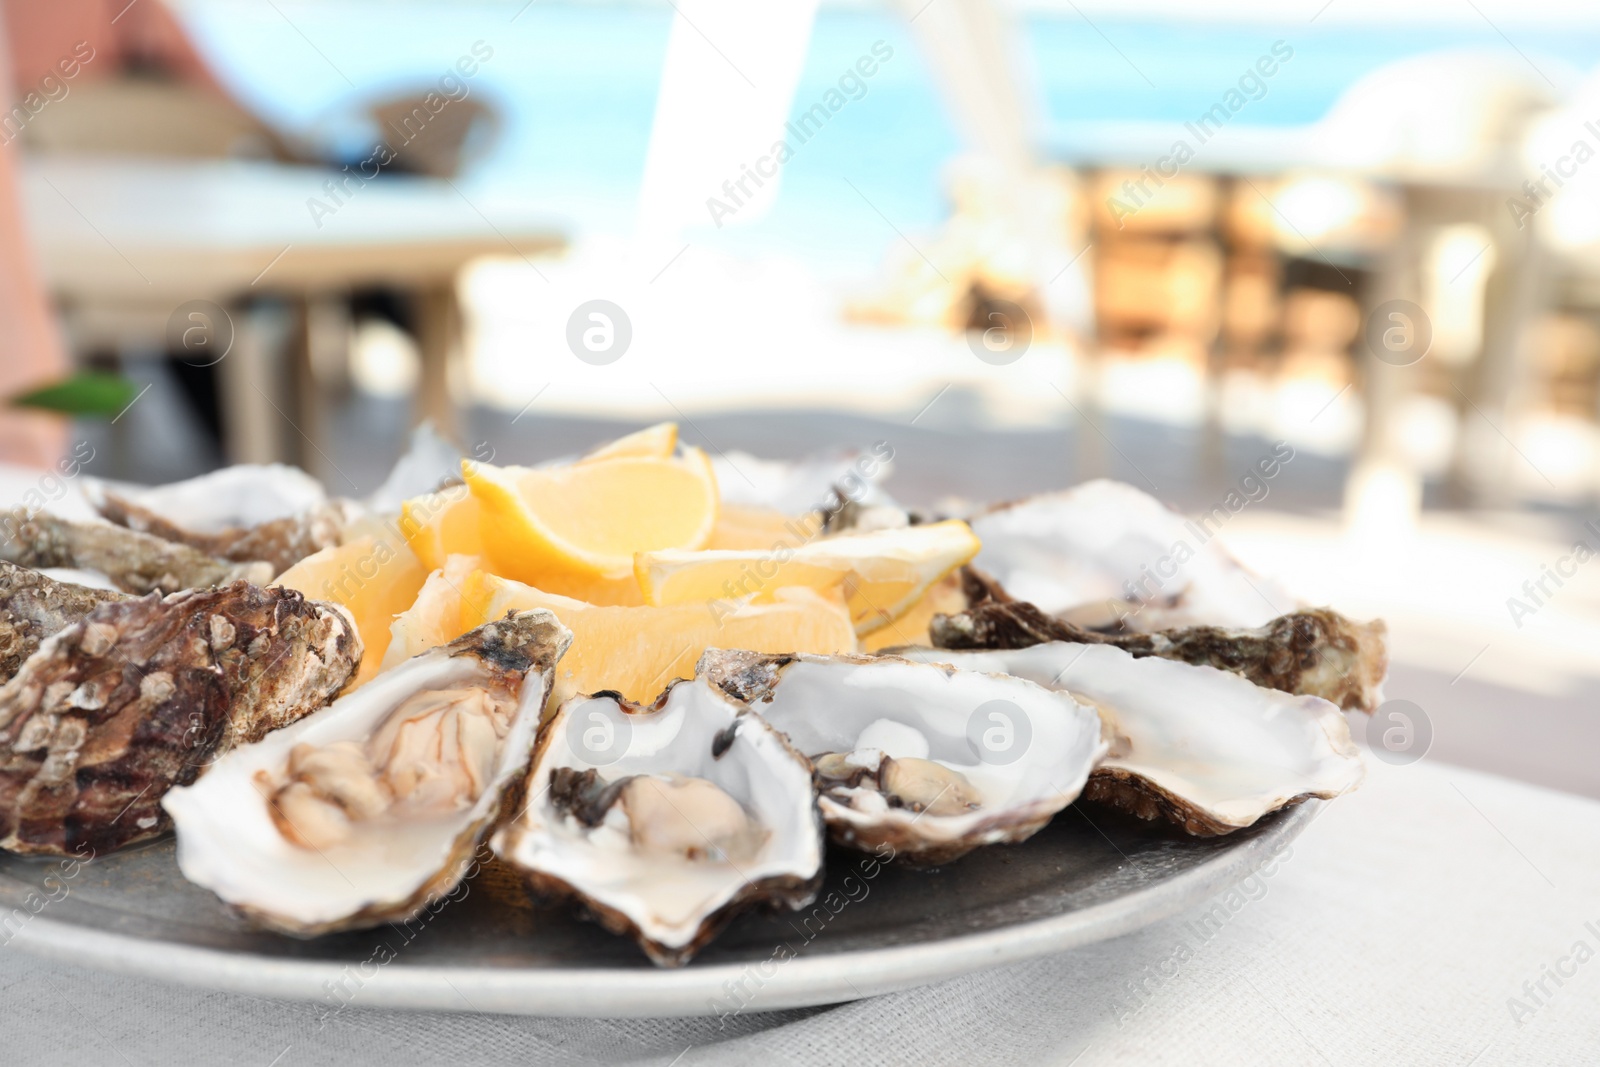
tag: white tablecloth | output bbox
[4,756,1596,1065]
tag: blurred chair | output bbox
[368,92,501,179]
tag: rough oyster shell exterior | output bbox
[931,595,1388,713]
[0,582,360,855]
[0,561,128,684]
[1,509,272,594]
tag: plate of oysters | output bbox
[0,424,1384,1016]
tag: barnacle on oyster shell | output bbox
[0,509,272,595]
[0,561,128,684]
[0,581,360,855]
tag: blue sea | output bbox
[183,3,1600,270]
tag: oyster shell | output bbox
[0,582,360,855]
[84,467,350,575]
[362,422,466,514]
[930,597,1388,713]
[901,643,1364,835]
[163,610,571,936]
[0,562,128,684]
[1,509,272,594]
[494,678,823,966]
[711,445,899,516]
[969,480,1298,631]
[701,650,1107,865]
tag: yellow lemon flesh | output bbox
[459,571,856,705]
[635,519,980,636]
[579,421,678,463]
[379,554,482,670]
[463,449,718,602]
[706,504,822,551]
[399,486,483,573]
[859,569,970,652]
[274,533,429,687]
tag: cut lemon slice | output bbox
[459,572,856,704]
[707,503,822,551]
[379,554,482,671]
[464,449,718,596]
[273,532,429,687]
[636,519,981,636]
[859,569,970,652]
[399,486,483,573]
[579,421,678,463]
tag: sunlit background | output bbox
[8,0,1600,795]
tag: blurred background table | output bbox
[21,156,565,472]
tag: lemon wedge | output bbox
[463,448,718,598]
[706,504,822,551]
[399,486,483,573]
[459,571,856,704]
[379,554,482,670]
[859,569,970,652]
[636,519,980,636]
[579,421,678,463]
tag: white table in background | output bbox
[22,156,565,472]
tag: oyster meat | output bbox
[494,677,823,966]
[931,597,1388,713]
[969,480,1298,632]
[0,561,128,684]
[902,643,1364,835]
[0,582,360,855]
[85,466,350,575]
[701,650,1106,865]
[1,509,272,595]
[163,611,571,936]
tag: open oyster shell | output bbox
[494,677,824,967]
[84,467,350,576]
[902,643,1364,836]
[163,610,571,937]
[701,650,1107,866]
[1,509,272,594]
[969,480,1298,632]
[0,582,360,855]
[931,596,1388,713]
[0,561,128,684]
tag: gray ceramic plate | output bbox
[0,800,1314,1018]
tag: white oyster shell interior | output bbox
[904,643,1364,830]
[163,645,546,930]
[494,678,822,955]
[969,479,1298,631]
[84,464,328,534]
[748,657,1106,851]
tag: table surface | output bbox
[2,753,1595,1065]
[22,156,566,300]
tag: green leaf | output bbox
[7,373,139,417]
